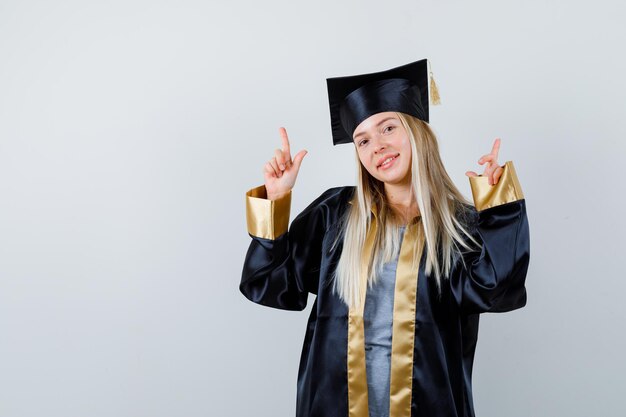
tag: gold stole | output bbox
[348,214,424,417]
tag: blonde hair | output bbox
[332,112,480,309]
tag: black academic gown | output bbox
[240,161,530,417]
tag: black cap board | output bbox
[326,58,430,145]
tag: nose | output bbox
[373,136,387,154]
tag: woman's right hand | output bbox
[264,127,307,200]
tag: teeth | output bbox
[381,156,395,166]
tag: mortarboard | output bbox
[326,58,439,145]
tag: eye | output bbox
[383,125,395,133]
[358,139,369,147]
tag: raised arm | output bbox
[452,139,530,313]
[239,127,317,311]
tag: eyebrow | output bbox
[353,117,397,140]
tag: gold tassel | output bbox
[429,71,441,105]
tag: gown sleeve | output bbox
[450,161,530,314]
[239,185,330,311]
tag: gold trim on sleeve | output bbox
[389,220,424,416]
[245,185,291,239]
[347,215,377,417]
[469,160,524,211]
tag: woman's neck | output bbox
[384,182,420,224]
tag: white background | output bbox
[1,0,625,416]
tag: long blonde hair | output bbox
[332,112,480,309]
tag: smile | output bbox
[378,155,399,169]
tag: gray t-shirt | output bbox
[364,226,406,417]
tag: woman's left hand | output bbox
[465,138,503,186]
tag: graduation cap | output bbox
[326,58,440,145]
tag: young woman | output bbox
[240,59,530,417]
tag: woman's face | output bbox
[353,112,412,186]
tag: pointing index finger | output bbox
[279,127,291,156]
[490,138,501,159]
